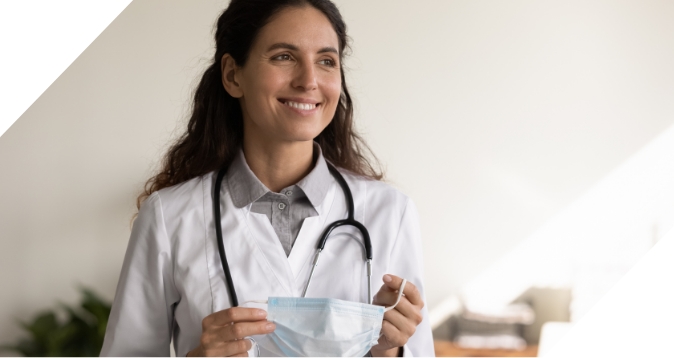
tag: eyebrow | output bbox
[266,42,339,55]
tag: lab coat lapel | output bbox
[205,173,293,313]
[245,210,295,295]
[224,202,295,299]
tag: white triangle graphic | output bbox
[547,228,674,357]
[0,0,132,138]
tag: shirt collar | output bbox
[296,143,332,208]
[227,142,333,209]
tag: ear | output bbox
[221,54,243,98]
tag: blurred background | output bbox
[1,0,673,356]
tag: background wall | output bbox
[1,0,673,349]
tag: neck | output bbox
[242,136,315,193]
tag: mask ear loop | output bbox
[384,279,407,312]
[245,337,260,357]
[376,278,408,345]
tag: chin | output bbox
[285,133,322,143]
[280,124,328,143]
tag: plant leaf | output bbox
[6,287,113,357]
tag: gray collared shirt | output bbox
[226,144,332,256]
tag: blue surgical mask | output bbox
[249,279,407,357]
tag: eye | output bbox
[272,53,292,61]
[318,58,337,67]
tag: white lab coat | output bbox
[100,169,435,357]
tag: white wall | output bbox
[0,0,229,348]
[1,0,673,348]
[338,0,674,306]
[460,122,674,317]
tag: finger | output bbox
[388,296,424,325]
[376,275,421,305]
[379,318,406,349]
[204,307,267,327]
[373,288,400,306]
[398,279,423,306]
[383,306,417,338]
[200,338,251,357]
[380,275,423,306]
[200,321,273,355]
[379,274,404,293]
[220,321,276,341]
[222,338,253,357]
[230,353,248,357]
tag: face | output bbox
[222,6,342,145]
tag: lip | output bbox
[278,97,321,105]
[278,98,322,116]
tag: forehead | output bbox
[252,6,339,52]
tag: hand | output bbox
[187,307,275,357]
[370,274,424,357]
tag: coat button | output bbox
[278,202,286,210]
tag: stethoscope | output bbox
[213,162,374,308]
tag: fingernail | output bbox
[384,274,392,283]
[266,323,275,331]
[256,310,266,318]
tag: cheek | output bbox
[243,68,287,105]
[324,77,342,109]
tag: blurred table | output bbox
[434,340,538,357]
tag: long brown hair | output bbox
[137,0,383,209]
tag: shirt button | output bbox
[285,190,293,196]
[278,202,286,210]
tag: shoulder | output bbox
[155,174,208,203]
[140,173,213,223]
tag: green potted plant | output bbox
[0,287,111,357]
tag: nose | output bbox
[292,60,318,91]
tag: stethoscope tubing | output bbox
[214,167,239,307]
[213,162,373,307]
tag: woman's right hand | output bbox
[187,307,275,357]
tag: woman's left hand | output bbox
[370,274,425,357]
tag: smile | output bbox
[279,99,321,112]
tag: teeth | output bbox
[284,101,316,110]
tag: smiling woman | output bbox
[220,6,344,189]
[100,0,434,357]
[134,0,380,203]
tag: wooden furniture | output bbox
[434,340,538,357]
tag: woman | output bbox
[101,0,433,356]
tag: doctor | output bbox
[101,0,433,356]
